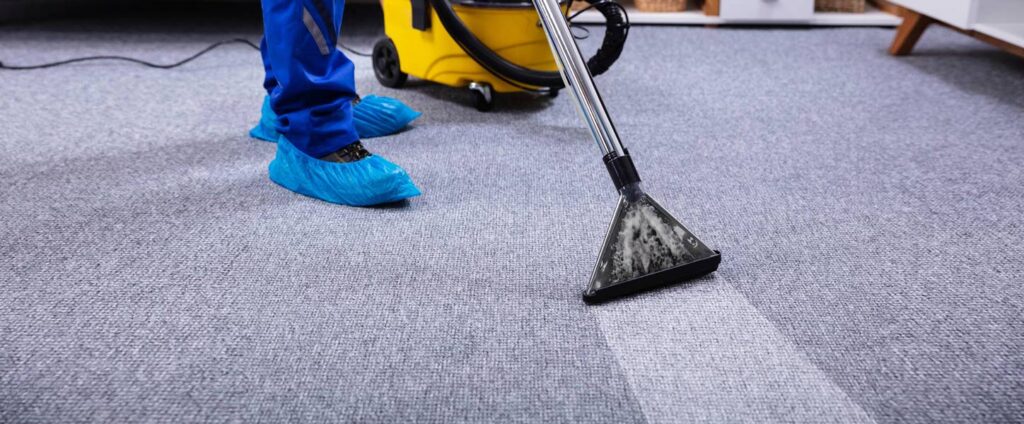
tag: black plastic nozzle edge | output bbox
[603,151,641,191]
[583,251,722,304]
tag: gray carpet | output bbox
[2,6,1023,423]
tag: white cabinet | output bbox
[720,0,816,22]
[891,0,977,29]
[890,0,1024,57]
[973,0,1024,49]
[892,0,1024,33]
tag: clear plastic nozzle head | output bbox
[587,189,719,297]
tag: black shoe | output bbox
[319,141,372,163]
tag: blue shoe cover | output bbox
[250,95,420,141]
[268,136,421,206]
[249,96,280,142]
[352,94,422,139]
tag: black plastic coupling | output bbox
[603,151,641,191]
[411,0,431,30]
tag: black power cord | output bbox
[0,38,258,70]
[0,8,609,73]
[338,41,372,57]
[0,37,373,70]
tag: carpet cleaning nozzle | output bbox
[586,181,721,303]
[532,0,721,302]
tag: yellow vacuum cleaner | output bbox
[373,0,629,110]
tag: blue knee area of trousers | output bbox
[352,95,422,138]
[249,96,280,142]
[251,95,421,142]
[268,136,422,206]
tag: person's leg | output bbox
[249,9,420,143]
[260,37,277,95]
[261,0,357,158]
[258,0,421,206]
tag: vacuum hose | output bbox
[427,0,628,89]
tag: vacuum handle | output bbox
[532,0,626,159]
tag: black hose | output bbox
[581,0,628,76]
[427,0,628,89]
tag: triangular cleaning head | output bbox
[585,192,721,303]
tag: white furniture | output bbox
[889,0,1024,58]
[719,0,815,22]
[573,0,901,26]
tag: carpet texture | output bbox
[2,6,1023,423]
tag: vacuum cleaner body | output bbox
[374,0,626,110]
[379,0,558,94]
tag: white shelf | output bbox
[973,22,1024,48]
[572,5,901,26]
[808,8,902,26]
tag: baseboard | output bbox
[0,0,118,23]
[0,0,261,24]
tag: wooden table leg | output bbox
[889,9,934,56]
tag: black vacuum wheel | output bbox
[373,38,407,88]
[469,82,494,112]
[472,90,494,112]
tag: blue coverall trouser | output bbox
[260,0,358,158]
